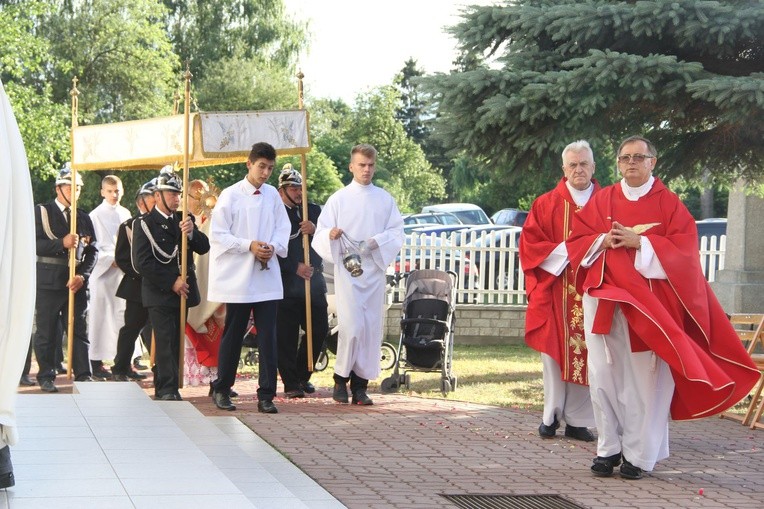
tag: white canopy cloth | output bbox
[71,110,310,171]
[0,79,36,448]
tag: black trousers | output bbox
[147,305,181,398]
[0,445,11,475]
[33,288,90,382]
[277,297,328,391]
[334,371,368,393]
[213,300,278,401]
[113,299,151,374]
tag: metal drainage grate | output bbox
[441,494,588,509]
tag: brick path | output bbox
[20,376,764,509]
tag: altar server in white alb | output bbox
[88,175,131,379]
[208,142,290,414]
[313,143,404,406]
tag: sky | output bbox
[282,0,494,104]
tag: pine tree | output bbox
[425,0,764,186]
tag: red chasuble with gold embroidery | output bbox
[567,179,759,420]
[520,178,600,385]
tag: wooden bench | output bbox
[721,313,764,428]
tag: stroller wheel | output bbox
[314,351,329,372]
[404,373,411,390]
[449,375,458,391]
[380,342,397,370]
[380,376,399,393]
[244,349,258,366]
[440,378,452,395]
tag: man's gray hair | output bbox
[561,140,593,162]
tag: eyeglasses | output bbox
[617,154,654,164]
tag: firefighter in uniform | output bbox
[132,167,209,400]
[33,163,98,392]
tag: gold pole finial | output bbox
[70,76,80,127]
[297,70,305,110]
[172,89,181,115]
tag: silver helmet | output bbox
[55,162,84,186]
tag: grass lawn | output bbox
[240,343,545,410]
[237,342,754,417]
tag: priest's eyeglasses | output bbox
[617,153,654,164]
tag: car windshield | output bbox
[452,209,491,225]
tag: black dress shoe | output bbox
[55,364,66,374]
[351,391,373,406]
[299,381,316,394]
[285,388,305,399]
[213,391,236,411]
[0,471,14,489]
[125,370,147,380]
[257,400,278,414]
[564,425,595,442]
[133,357,148,370]
[40,380,58,393]
[92,367,111,380]
[620,459,644,480]
[156,393,178,401]
[208,382,238,397]
[333,383,349,403]
[538,418,559,438]
[19,375,35,386]
[111,374,130,382]
[75,376,95,382]
[591,452,622,477]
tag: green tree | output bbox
[341,87,446,212]
[395,58,430,145]
[162,0,308,80]
[274,152,344,205]
[0,0,70,201]
[42,0,179,124]
[425,0,764,193]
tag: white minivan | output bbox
[421,203,492,225]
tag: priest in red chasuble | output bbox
[520,140,599,443]
[567,135,759,480]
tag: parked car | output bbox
[403,211,463,234]
[421,203,492,226]
[410,224,513,245]
[491,208,529,227]
[696,218,727,243]
[462,227,523,290]
[387,234,478,296]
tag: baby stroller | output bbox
[381,269,457,395]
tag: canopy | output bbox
[71,110,310,171]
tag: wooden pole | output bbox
[66,77,80,380]
[297,71,314,372]
[178,64,192,388]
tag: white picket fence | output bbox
[386,230,727,306]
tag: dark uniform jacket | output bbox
[132,208,209,308]
[115,214,144,302]
[278,202,327,304]
[35,200,98,290]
